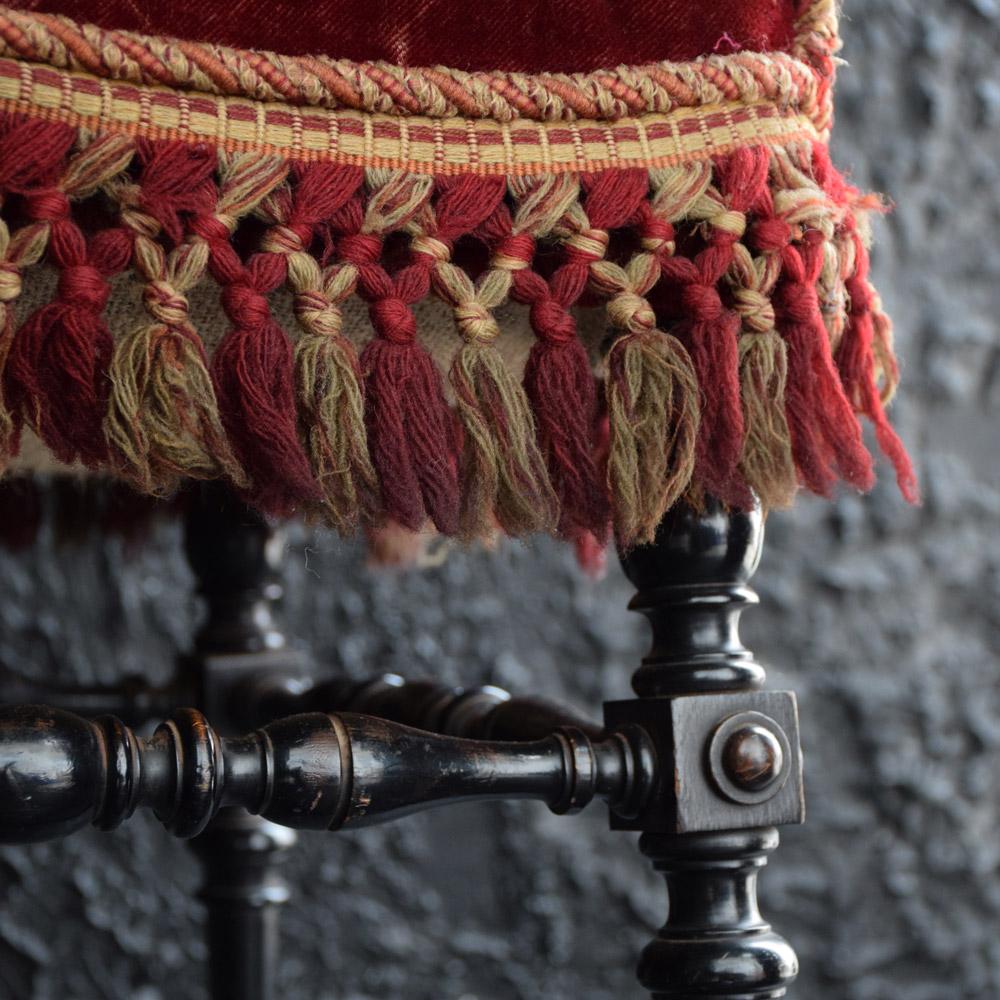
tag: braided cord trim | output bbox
[0,2,834,126]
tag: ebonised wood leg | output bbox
[183,485,309,1000]
[190,810,296,1000]
[609,499,803,999]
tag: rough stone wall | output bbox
[0,2,998,997]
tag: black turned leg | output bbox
[183,485,310,1000]
[608,499,804,999]
[190,811,297,1000]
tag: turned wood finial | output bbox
[618,496,765,696]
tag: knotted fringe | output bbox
[506,174,609,541]
[106,143,245,493]
[0,112,917,546]
[347,170,459,534]
[206,156,321,516]
[4,132,134,466]
[263,163,377,531]
[414,175,556,539]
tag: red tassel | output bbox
[5,214,131,466]
[209,246,321,516]
[0,116,75,193]
[659,251,748,508]
[838,230,918,502]
[521,321,604,537]
[775,233,875,494]
[342,218,460,535]
[683,278,748,507]
[361,334,459,535]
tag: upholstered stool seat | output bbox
[0,3,916,997]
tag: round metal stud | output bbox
[708,711,791,806]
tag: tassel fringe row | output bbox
[0,117,916,546]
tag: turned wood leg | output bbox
[190,811,296,1000]
[183,485,310,1000]
[608,499,804,999]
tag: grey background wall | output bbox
[1,2,998,997]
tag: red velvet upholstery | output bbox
[17,0,800,71]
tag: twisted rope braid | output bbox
[104,142,247,494]
[0,5,824,125]
[4,132,134,467]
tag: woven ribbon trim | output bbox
[0,58,818,175]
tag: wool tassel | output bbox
[361,333,459,535]
[263,163,377,531]
[837,231,918,502]
[191,155,321,516]
[451,336,557,540]
[344,170,459,534]
[6,223,132,466]
[678,281,749,507]
[407,175,555,538]
[738,330,798,507]
[726,238,797,508]
[506,172,623,540]
[211,254,321,516]
[606,329,699,546]
[522,329,606,536]
[674,150,771,509]
[0,124,127,462]
[294,306,378,533]
[106,321,246,493]
[544,170,650,536]
[775,233,875,495]
[418,176,556,539]
[103,141,244,491]
[0,118,76,458]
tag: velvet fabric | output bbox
[16,0,801,71]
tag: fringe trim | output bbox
[0,114,916,547]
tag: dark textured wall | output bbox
[1,2,998,998]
